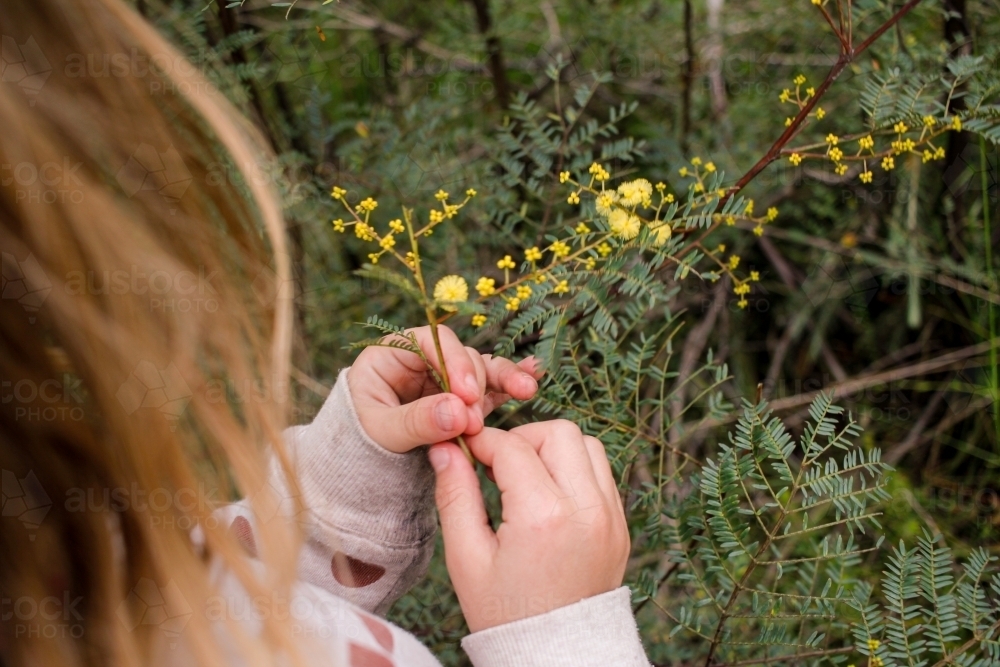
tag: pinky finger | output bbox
[582,436,622,510]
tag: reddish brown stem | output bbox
[728,0,922,199]
[675,0,924,262]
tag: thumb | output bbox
[428,444,495,567]
[367,394,470,452]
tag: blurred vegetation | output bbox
[142,0,999,663]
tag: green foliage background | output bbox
[143,0,999,663]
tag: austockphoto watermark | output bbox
[65,265,220,313]
[1,159,84,204]
[1,375,85,422]
[63,33,328,95]
[1,149,305,213]
[204,591,355,629]
[64,483,222,530]
[63,49,215,95]
[126,586,374,642]
[117,579,192,648]
[2,470,52,541]
[887,484,999,526]
[477,594,566,625]
[115,360,316,425]
[765,374,912,407]
[1,590,85,640]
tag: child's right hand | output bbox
[428,421,630,632]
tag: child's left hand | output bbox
[348,325,543,453]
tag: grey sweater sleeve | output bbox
[462,587,651,667]
[277,368,438,615]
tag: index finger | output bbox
[508,420,601,495]
[464,427,558,502]
[408,325,479,405]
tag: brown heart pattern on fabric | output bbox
[229,516,258,558]
[359,613,394,653]
[331,551,386,587]
[349,642,394,667]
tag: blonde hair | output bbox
[0,2,309,665]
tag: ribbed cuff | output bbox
[288,368,437,547]
[462,587,650,667]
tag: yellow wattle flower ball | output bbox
[617,178,653,207]
[433,275,468,311]
[651,224,672,246]
[595,191,619,217]
[608,210,641,239]
[471,314,487,328]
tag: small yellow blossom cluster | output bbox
[373,155,780,330]
[706,243,761,309]
[863,638,884,667]
[330,186,483,322]
[710,197,777,238]
[778,74,824,127]
[458,162,673,323]
[782,112,961,183]
[677,157,725,200]
[331,186,478,267]
[478,231,590,317]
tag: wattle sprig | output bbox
[777,74,962,182]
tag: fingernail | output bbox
[522,374,538,392]
[434,399,456,431]
[428,446,450,472]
